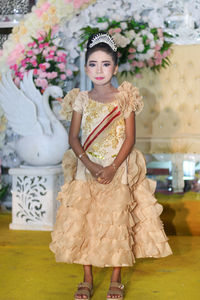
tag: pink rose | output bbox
[114,28,122,33]
[60,74,67,80]
[43,49,49,56]
[147,59,154,67]
[157,28,163,38]
[128,48,136,53]
[155,44,161,51]
[66,69,72,76]
[128,54,134,60]
[155,58,162,65]
[58,63,65,71]
[33,69,38,75]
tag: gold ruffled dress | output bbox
[49,81,172,267]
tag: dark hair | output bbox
[85,33,118,66]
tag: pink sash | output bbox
[83,106,121,151]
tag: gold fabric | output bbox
[49,82,172,267]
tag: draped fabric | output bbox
[49,82,172,267]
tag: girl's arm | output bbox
[98,111,135,184]
[69,111,103,178]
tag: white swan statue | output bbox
[0,71,69,166]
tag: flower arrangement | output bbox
[10,30,72,93]
[0,0,96,72]
[79,17,172,76]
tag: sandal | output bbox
[107,282,124,300]
[74,282,93,300]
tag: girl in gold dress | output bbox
[50,33,172,300]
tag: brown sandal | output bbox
[74,282,93,299]
[107,282,124,300]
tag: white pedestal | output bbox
[9,165,63,231]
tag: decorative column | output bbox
[9,165,63,231]
[171,153,184,193]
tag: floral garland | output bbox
[79,18,172,76]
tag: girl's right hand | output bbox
[88,162,103,179]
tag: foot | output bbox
[107,282,124,299]
[74,282,93,299]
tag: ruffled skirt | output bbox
[50,149,172,267]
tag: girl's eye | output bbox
[89,63,95,67]
[103,63,111,67]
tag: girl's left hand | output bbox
[97,165,116,184]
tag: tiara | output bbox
[89,33,117,52]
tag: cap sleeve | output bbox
[118,81,144,119]
[60,88,80,121]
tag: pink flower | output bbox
[39,43,46,49]
[33,48,40,55]
[138,61,145,68]
[73,0,90,9]
[128,54,134,60]
[108,28,114,35]
[27,50,33,56]
[157,28,163,38]
[49,50,55,56]
[31,60,37,67]
[132,60,138,67]
[155,44,161,51]
[7,44,25,66]
[155,58,162,65]
[57,63,65,71]
[113,28,122,33]
[128,48,136,53]
[154,51,162,59]
[39,63,47,71]
[147,59,154,67]
[66,69,73,76]
[47,72,58,79]
[38,36,44,42]
[14,77,20,86]
[43,49,49,56]
[35,2,50,18]
[10,64,18,71]
[60,74,67,80]
[33,69,38,75]
[57,51,65,57]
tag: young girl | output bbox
[50,33,172,300]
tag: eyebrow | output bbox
[88,60,111,63]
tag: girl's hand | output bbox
[88,162,103,179]
[97,165,116,184]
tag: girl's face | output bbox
[85,50,118,86]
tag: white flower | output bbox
[137,44,145,52]
[150,40,155,48]
[157,39,164,47]
[147,32,154,40]
[134,36,143,46]
[125,30,136,39]
[118,62,131,72]
[134,13,141,22]
[112,33,130,48]
[121,22,127,30]
[98,22,109,31]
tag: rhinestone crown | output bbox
[89,33,117,52]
